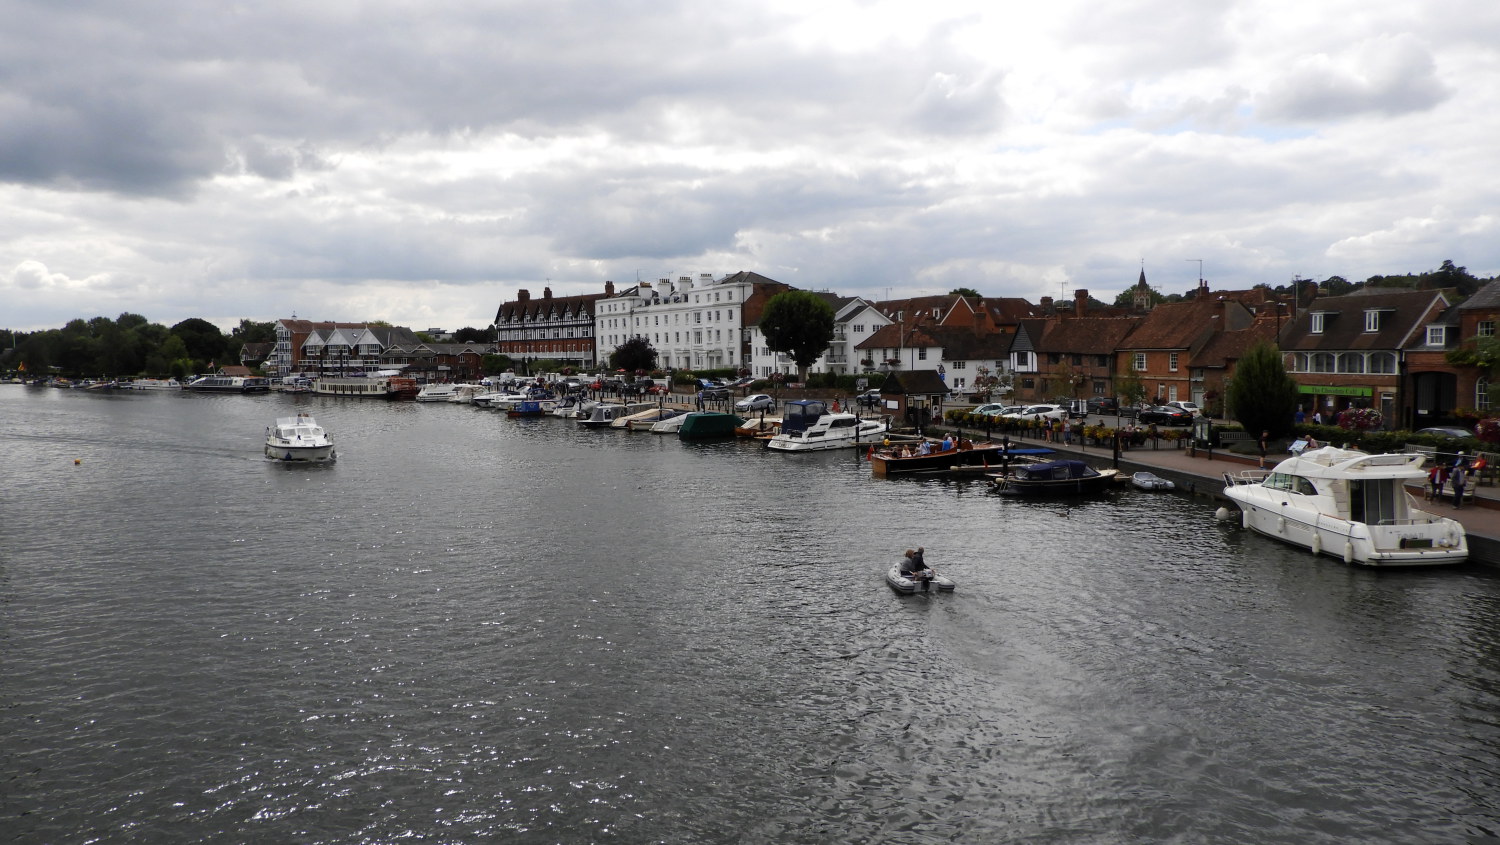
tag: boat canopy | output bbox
[1013,460,1099,480]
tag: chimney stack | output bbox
[517,289,530,302]
[543,287,553,299]
[1074,288,1088,315]
[604,280,615,296]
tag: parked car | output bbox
[727,376,756,388]
[969,403,1011,417]
[1166,401,1203,416]
[1415,427,1474,439]
[734,393,776,412]
[1064,399,1089,419]
[857,389,883,408]
[1087,397,1119,414]
[1137,405,1194,426]
[1002,404,1067,422]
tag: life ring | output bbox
[1311,534,1322,556]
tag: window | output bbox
[1364,310,1381,332]
[1427,326,1447,345]
[952,361,966,370]
[1048,353,1061,365]
[1480,321,1495,337]
[1097,355,1109,367]
[1071,354,1083,366]
[1338,353,1365,374]
[918,349,927,360]
[1311,313,1325,333]
[1311,352,1335,373]
[1480,377,1491,411]
[1169,352,1179,372]
[1133,352,1146,372]
[1368,352,1397,374]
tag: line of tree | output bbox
[1112,259,1494,308]
[0,316,499,379]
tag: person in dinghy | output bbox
[901,547,933,587]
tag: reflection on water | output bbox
[2,387,1499,843]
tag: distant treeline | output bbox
[0,316,496,379]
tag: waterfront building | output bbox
[492,286,605,372]
[596,271,791,374]
[266,320,420,378]
[1279,288,1453,429]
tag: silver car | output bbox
[734,393,776,412]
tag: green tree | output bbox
[1116,371,1147,408]
[170,318,228,365]
[609,336,657,373]
[454,326,496,343]
[481,353,512,374]
[759,291,835,383]
[1227,341,1301,437]
[949,287,981,298]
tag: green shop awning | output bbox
[1297,384,1373,397]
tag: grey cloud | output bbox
[1259,37,1451,122]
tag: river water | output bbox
[2,386,1499,844]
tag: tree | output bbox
[1116,371,1147,408]
[949,287,981,298]
[170,318,228,365]
[1226,342,1301,438]
[481,354,512,374]
[759,291,835,383]
[454,326,496,343]
[609,336,657,373]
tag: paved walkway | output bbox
[948,423,1500,565]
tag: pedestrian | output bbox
[1295,406,1305,424]
[1312,410,1323,425]
[1429,463,1445,501]
[1452,461,1468,509]
[1259,430,1270,468]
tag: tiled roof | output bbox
[1120,298,1252,351]
[1038,317,1140,355]
[1281,289,1448,351]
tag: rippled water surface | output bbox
[3,386,1500,843]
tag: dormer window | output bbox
[1310,313,1326,334]
[1364,310,1380,332]
[1427,326,1448,346]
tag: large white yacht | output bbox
[1221,445,1466,566]
[765,412,889,452]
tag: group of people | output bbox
[1429,453,1487,509]
[889,434,966,458]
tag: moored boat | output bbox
[1131,471,1176,491]
[988,459,1119,495]
[765,412,889,452]
[185,375,271,393]
[133,378,183,390]
[1221,445,1466,566]
[314,375,418,400]
[578,403,628,428]
[869,440,1033,476]
[264,413,336,462]
[677,411,743,440]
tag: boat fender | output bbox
[1241,509,1250,530]
[1214,506,1230,522]
[1311,534,1322,556]
[1277,516,1286,533]
[1343,542,1354,564]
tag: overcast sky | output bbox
[3,0,1498,333]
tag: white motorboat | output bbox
[649,412,691,434]
[578,403,628,428]
[616,407,685,430]
[1131,471,1175,491]
[885,562,956,593]
[132,378,182,390]
[264,413,336,462]
[1221,445,1466,566]
[471,390,524,409]
[414,384,459,405]
[765,413,889,452]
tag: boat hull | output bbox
[870,443,1041,476]
[265,443,336,462]
[885,564,955,593]
[1224,490,1466,567]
